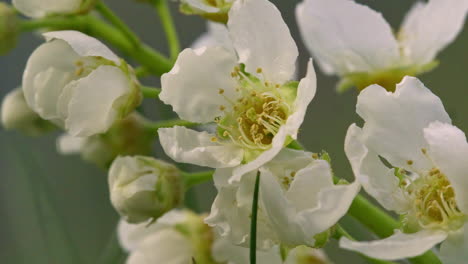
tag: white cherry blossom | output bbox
[159,0,316,181]
[108,156,184,224]
[206,148,360,249]
[296,0,468,91]
[340,76,468,263]
[22,30,141,137]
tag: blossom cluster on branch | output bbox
[2,0,468,263]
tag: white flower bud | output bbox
[22,30,141,137]
[12,0,97,18]
[1,88,54,135]
[0,3,19,55]
[179,0,234,23]
[109,156,184,223]
[57,113,154,168]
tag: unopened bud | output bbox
[179,0,233,24]
[0,3,19,55]
[109,156,184,223]
[1,88,54,135]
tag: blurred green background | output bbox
[1,0,468,263]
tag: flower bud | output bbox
[1,88,55,135]
[179,0,233,23]
[22,30,141,137]
[12,0,97,18]
[0,3,19,55]
[57,113,154,168]
[108,156,184,223]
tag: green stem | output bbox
[183,171,214,189]
[141,86,161,99]
[154,0,180,61]
[144,118,198,132]
[19,16,172,75]
[334,225,397,264]
[95,1,141,48]
[250,171,261,264]
[135,67,150,78]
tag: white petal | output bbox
[117,219,164,252]
[231,60,316,181]
[399,0,468,65]
[357,76,451,171]
[182,0,220,13]
[22,40,78,119]
[424,121,468,214]
[191,22,234,54]
[440,227,468,264]
[43,31,120,64]
[212,236,283,264]
[340,230,447,260]
[345,124,410,213]
[159,126,243,168]
[126,229,194,264]
[160,47,238,123]
[13,0,82,18]
[285,246,331,264]
[56,133,85,155]
[296,0,400,75]
[61,65,129,137]
[228,0,298,83]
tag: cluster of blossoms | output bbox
[2,0,468,263]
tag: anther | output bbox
[211,137,218,142]
[219,105,226,111]
[256,68,262,73]
[219,89,225,94]
[407,160,414,165]
[421,148,427,154]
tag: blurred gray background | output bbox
[1,0,468,263]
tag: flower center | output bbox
[213,66,293,152]
[400,152,465,231]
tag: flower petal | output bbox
[228,0,298,83]
[191,22,234,54]
[159,126,243,168]
[22,40,78,119]
[43,31,120,64]
[13,0,81,18]
[56,133,85,155]
[231,60,316,181]
[160,47,238,123]
[296,0,399,75]
[345,124,410,212]
[61,65,129,137]
[399,0,468,65]
[340,230,447,260]
[424,121,468,214]
[357,76,451,171]
[126,229,194,264]
[212,236,283,264]
[182,0,220,13]
[440,227,468,264]
[117,219,163,252]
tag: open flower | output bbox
[109,156,184,224]
[206,149,360,250]
[340,76,468,263]
[13,0,95,18]
[22,30,141,137]
[159,0,316,181]
[179,0,234,23]
[296,0,468,92]
[1,87,54,135]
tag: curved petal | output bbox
[160,47,238,123]
[126,229,194,264]
[231,60,316,182]
[357,76,451,171]
[60,65,129,137]
[22,40,78,118]
[424,121,468,214]
[117,219,163,252]
[399,0,468,65]
[440,227,468,264]
[296,0,399,75]
[340,230,447,260]
[182,0,220,13]
[159,126,243,168]
[228,0,298,83]
[191,22,234,54]
[13,0,81,18]
[56,133,85,155]
[212,237,283,264]
[43,31,120,64]
[345,124,410,213]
